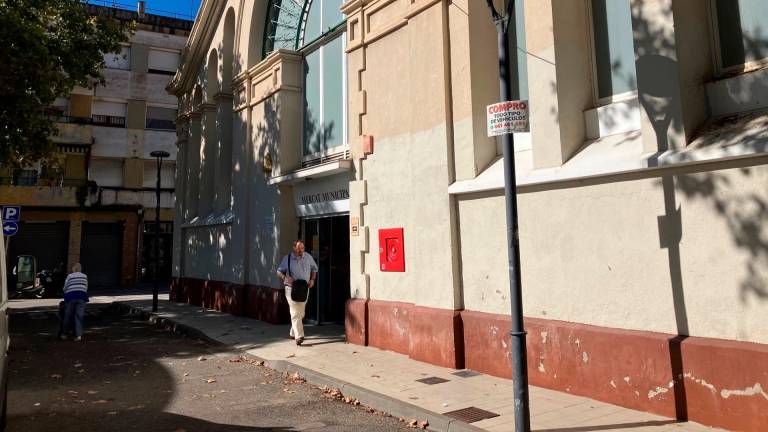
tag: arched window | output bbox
[264,0,347,163]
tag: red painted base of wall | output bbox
[349,299,464,369]
[171,277,289,324]
[463,311,768,432]
[345,301,767,432]
[344,298,367,346]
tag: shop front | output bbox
[293,173,351,325]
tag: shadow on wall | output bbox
[250,95,285,285]
[632,0,768,422]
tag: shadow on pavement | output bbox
[7,305,306,432]
[534,419,681,432]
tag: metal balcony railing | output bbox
[47,115,93,125]
[0,177,87,187]
[92,115,126,128]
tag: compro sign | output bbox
[487,100,529,137]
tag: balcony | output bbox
[92,114,126,128]
[52,120,93,145]
[0,178,84,207]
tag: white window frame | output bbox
[586,0,638,107]
[147,47,182,75]
[708,0,768,77]
[300,25,348,164]
[103,43,132,71]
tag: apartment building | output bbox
[169,1,768,430]
[1,3,192,287]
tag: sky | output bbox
[87,0,202,20]
[148,0,202,19]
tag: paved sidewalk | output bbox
[114,299,723,432]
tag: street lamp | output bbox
[150,150,170,313]
[485,1,531,431]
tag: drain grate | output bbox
[443,406,500,423]
[415,376,450,385]
[452,370,482,378]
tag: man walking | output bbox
[61,263,89,341]
[277,240,318,346]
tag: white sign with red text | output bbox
[487,100,529,137]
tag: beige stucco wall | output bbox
[350,1,460,310]
[458,161,768,344]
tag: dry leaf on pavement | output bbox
[206,378,217,384]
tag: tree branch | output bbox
[486,0,501,23]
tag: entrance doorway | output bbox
[301,215,350,324]
[81,222,123,288]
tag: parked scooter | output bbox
[9,256,63,299]
[36,263,65,298]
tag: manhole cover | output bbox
[416,376,450,385]
[452,370,481,378]
[443,406,499,423]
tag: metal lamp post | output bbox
[149,150,170,312]
[485,0,531,430]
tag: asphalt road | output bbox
[7,304,411,432]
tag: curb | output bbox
[112,301,486,432]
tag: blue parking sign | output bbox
[2,221,18,237]
[2,206,20,222]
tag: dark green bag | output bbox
[287,255,309,302]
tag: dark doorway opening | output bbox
[302,215,350,324]
[80,222,123,288]
[141,221,173,283]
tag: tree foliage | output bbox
[0,0,128,171]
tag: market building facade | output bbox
[170,1,768,430]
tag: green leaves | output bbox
[0,0,128,171]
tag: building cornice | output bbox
[167,0,227,95]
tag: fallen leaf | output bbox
[87,390,98,395]
[92,400,109,404]
[286,354,296,359]
[73,363,82,368]
[33,403,41,406]
[50,374,62,379]
[197,356,206,361]
[420,421,429,429]
[282,388,295,394]
[183,373,189,377]
[206,378,217,384]
[371,374,380,379]
[409,419,418,427]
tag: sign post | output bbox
[485,1,531,431]
[1,205,21,251]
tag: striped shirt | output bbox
[63,272,89,302]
